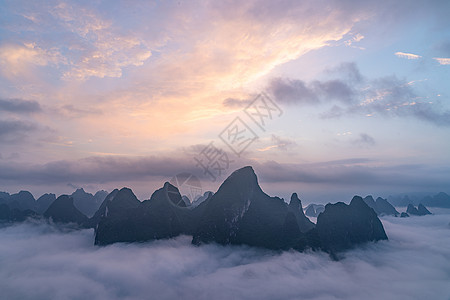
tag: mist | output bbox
[1,211,450,300]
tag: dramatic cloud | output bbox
[0,213,449,300]
[269,63,450,127]
[0,98,41,113]
[394,52,422,60]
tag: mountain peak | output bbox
[163,181,178,190]
[350,195,366,207]
[162,182,185,206]
[289,193,301,210]
[44,195,88,225]
[230,166,256,179]
[222,166,258,186]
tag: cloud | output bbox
[0,213,449,300]
[0,154,199,185]
[52,2,152,80]
[0,0,376,150]
[54,104,103,118]
[268,77,354,105]
[0,98,42,113]
[352,133,376,146]
[256,135,297,152]
[433,57,450,65]
[222,98,253,108]
[0,2,152,81]
[394,52,422,60]
[327,62,363,84]
[0,120,38,142]
[252,159,450,191]
[269,63,450,127]
[1,153,449,195]
[0,42,66,79]
[344,33,365,49]
[270,134,297,151]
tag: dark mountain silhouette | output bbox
[90,166,389,253]
[44,195,88,225]
[36,193,56,214]
[0,203,8,220]
[85,189,119,228]
[192,167,318,250]
[406,204,419,215]
[417,203,432,215]
[363,195,399,216]
[8,191,36,211]
[94,185,194,245]
[71,188,108,217]
[181,196,191,207]
[0,203,37,222]
[288,193,315,232]
[0,191,39,222]
[316,196,388,253]
[400,212,409,218]
[191,191,213,207]
[406,203,432,216]
[305,204,325,217]
[375,197,399,216]
[0,191,10,202]
[1,166,389,254]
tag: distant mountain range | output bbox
[0,166,391,256]
[388,192,450,208]
[0,188,107,217]
[306,194,433,219]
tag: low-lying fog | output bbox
[1,210,449,300]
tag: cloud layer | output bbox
[1,153,449,192]
[267,63,450,126]
[1,212,450,300]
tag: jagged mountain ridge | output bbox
[92,166,387,253]
[363,195,399,216]
[1,166,389,254]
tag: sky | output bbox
[0,0,449,202]
[1,211,450,299]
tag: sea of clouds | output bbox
[1,210,450,300]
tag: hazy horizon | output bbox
[1,169,449,206]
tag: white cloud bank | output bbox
[1,212,450,300]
